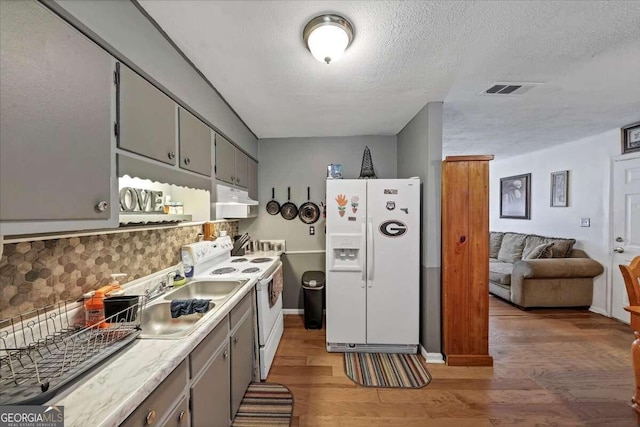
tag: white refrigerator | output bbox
[325,178,420,353]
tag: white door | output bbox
[326,180,367,344]
[611,155,640,323]
[366,179,421,345]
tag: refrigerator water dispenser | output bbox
[328,234,363,271]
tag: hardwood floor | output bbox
[268,296,637,426]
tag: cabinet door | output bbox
[0,0,112,221]
[178,108,212,177]
[247,159,258,200]
[118,64,177,165]
[230,313,253,419]
[215,134,235,185]
[160,396,189,427]
[191,344,230,427]
[234,150,249,189]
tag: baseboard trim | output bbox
[283,309,304,315]
[445,354,494,367]
[420,345,444,364]
[589,306,608,317]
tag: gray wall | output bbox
[50,0,257,157]
[397,102,443,355]
[241,136,397,309]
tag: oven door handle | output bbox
[259,261,282,284]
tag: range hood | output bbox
[215,184,258,219]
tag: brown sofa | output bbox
[489,232,604,308]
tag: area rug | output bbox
[344,353,432,388]
[232,382,294,426]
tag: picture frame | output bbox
[622,121,640,155]
[500,173,531,219]
[550,170,569,207]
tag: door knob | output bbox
[613,247,625,253]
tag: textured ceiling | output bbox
[139,1,640,158]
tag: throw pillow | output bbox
[545,238,576,258]
[523,242,554,259]
[497,233,527,263]
[489,232,504,258]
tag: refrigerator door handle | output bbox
[367,218,374,286]
[361,222,366,286]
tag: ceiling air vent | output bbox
[479,82,541,96]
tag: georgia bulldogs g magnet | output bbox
[379,220,407,237]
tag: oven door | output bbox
[256,262,283,346]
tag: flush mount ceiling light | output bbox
[303,14,354,64]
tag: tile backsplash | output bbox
[0,222,236,320]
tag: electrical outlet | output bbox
[309,226,315,235]
[580,218,590,227]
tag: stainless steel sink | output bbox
[139,279,247,339]
[163,280,246,302]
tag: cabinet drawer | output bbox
[161,396,189,427]
[190,316,229,379]
[230,292,252,331]
[120,360,188,427]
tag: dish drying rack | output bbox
[0,298,143,405]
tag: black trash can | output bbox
[302,271,325,330]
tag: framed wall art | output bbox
[500,173,531,219]
[622,121,640,155]
[550,170,569,207]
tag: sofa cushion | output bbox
[544,237,576,258]
[523,242,554,259]
[522,235,548,259]
[489,262,514,285]
[497,232,527,263]
[489,232,504,258]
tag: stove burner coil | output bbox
[250,258,273,264]
[242,267,261,273]
[231,258,248,263]
[211,267,238,275]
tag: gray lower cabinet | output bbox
[191,343,230,427]
[120,360,189,427]
[178,108,212,177]
[161,396,189,427]
[0,0,113,225]
[118,63,177,166]
[230,306,254,418]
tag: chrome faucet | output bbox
[145,280,168,300]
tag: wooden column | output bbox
[442,155,494,366]
[625,306,640,423]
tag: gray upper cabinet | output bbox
[215,134,255,191]
[234,150,249,189]
[215,134,236,185]
[178,108,212,177]
[118,64,177,165]
[0,0,113,224]
[248,159,258,200]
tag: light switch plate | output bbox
[580,218,590,227]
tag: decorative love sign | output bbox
[119,187,164,212]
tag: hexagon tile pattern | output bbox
[0,225,207,320]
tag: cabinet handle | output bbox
[178,411,186,423]
[145,410,157,425]
[231,175,235,181]
[95,201,108,212]
[184,157,191,165]
[223,350,229,359]
[233,336,238,344]
[168,151,176,160]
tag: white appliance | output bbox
[325,178,420,353]
[182,237,283,379]
[215,184,259,219]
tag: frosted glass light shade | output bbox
[303,14,354,64]
[307,25,349,64]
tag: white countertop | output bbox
[50,276,258,427]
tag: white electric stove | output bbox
[181,237,283,380]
